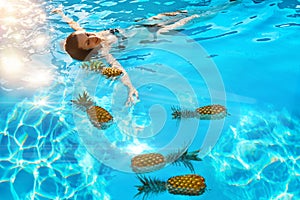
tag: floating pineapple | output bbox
[71,91,113,129]
[131,149,201,173]
[135,174,206,199]
[81,60,123,78]
[172,104,228,120]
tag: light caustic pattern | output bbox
[0,89,112,199]
[0,0,54,91]
[208,107,300,199]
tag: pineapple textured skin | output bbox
[131,153,166,173]
[102,67,123,78]
[196,104,227,120]
[87,106,113,129]
[171,104,228,120]
[71,91,113,130]
[135,174,206,199]
[166,174,206,196]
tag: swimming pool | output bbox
[0,0,299,199]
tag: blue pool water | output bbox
[0,0,299,199]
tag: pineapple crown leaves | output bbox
[165,147,186,164]
[171,106,181,119]
[165,147,202,173]
[134,175,167,200]
[71,91,94,111]
[171,106,199,119]
[172,149,202,173]
[80,60,106,72]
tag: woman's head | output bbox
[65,31,102,61]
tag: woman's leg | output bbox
[126,0,239,41]
[148,10,188,21]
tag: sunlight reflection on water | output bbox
[0,0,54,92]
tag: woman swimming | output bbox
[52,8,200,106]
[52,0,237,106]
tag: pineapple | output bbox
[166,174,206,196]
[171,104,228,120]
[81,60,123,78]
[71,91,113,129]
[131,153,166,173]
[131,149,201,173]
[196,104,227,120]
[135,174,206,199]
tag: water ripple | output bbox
[0,95,112,199]
[208,106,300,199]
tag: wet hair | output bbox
[64,32,94,61]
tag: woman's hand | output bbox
[126,87,139,107]
[51,6,84,31]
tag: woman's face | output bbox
[75,31,101,50]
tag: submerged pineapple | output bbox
[135,174,206,199]
[81,60,123,78]
[131,149,201,173]
[172,104,228,120]
[131,153,166,173]
[166,174,206,196]
[196,104,227,120]
[71,91,113,129]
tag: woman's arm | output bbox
[52,8,84,31]
[157,14,199,34]
[101,46,139,106]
